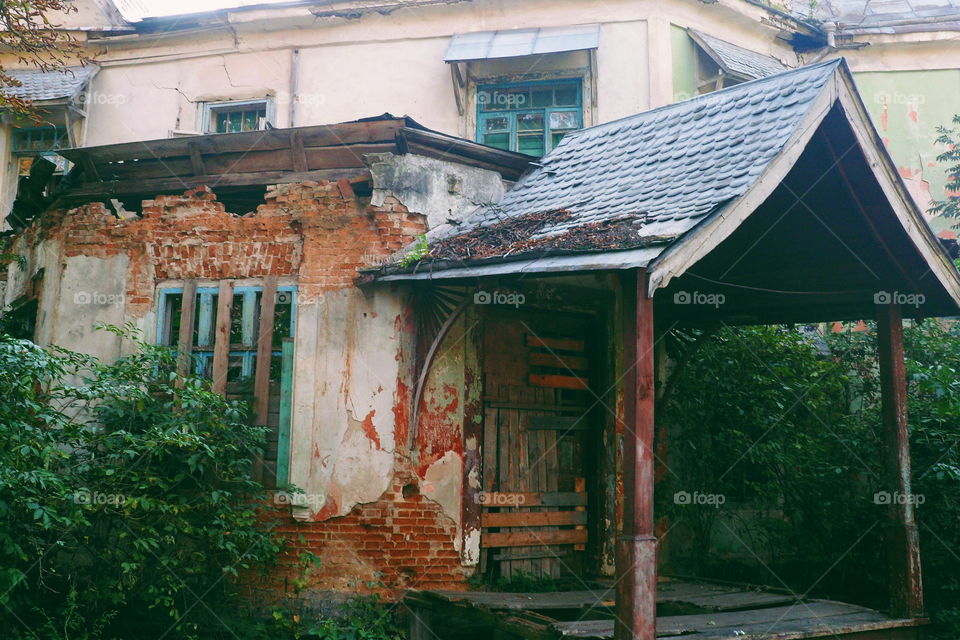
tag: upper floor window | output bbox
[13,126,70,176]
[477,80,582,157]
[202,99,273,134]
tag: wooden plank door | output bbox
[480,309,594,580]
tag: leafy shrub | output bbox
[660,321,960,637]
[0,325,284,639]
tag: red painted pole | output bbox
[876,303,924,618]
[615,269,657,640]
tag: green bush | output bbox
[0,325,284,639]
[660,321,960,637]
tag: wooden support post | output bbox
[876,303,924,618]
[253,277,278,425]
[176,280,197,377]
[615,269,657,640]
[211,280,233,396]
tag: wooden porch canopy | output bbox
[53,114,533,204]
[375,59,960,640]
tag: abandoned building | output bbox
[0,0,959,236]
[3,42,959,640]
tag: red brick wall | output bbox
[48,182,426,316]
[273,462,469,595]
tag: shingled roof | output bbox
[376,58,960,317]
[1,66,97,103]
[405,60,840,264]
[688,30,789,80]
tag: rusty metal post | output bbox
[876,303,924,618]
[615,269,657,640]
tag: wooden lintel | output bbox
[876,302,924,618]
[59,168,372,201]
[211,280,233,396]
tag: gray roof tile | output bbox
[2,66,96,102]
[426,60,840,260]
[689,30,789,79]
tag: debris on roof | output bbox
[688,30,789,80]
[1,66,97,103]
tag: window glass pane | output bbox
[552,132,569,148]
[549,111,580,131]
[483,132,510,150]
[484,116,509,132]
[273,291,294,348]
[517,112,544,132]
[555,85,578,106]
[517,133,544,156]
[531,88,553,108]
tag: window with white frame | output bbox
[201,99,273,134]
[157,284,296,382]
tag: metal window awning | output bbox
[444,24,600,62]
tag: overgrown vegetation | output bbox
[0,326,404,639]
[659,321,960,639]
[931,115,960,223]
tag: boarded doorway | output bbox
[480,308,596,580]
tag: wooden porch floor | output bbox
[405,578,925,640]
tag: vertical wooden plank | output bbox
[176,280,197,377]
[877,303,924,618]
[615,269,657,640]
[275,338,294,487]
[211,280,233,396]
[253,278,278,425]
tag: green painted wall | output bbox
[671,25,698,102]
[853,69,960,232]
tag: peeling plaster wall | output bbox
[368,153,505,229]
[851,69,960,233]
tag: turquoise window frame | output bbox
[156,284,297,379]
[476,79,583,156]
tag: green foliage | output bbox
[308,595,405,640]
[398,235,429,267]
[930,115,960,223]
[0,325,284,639]
[661,322,960,637]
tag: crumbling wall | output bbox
[7,174,484,595]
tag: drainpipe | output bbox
[289,48,300,128]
